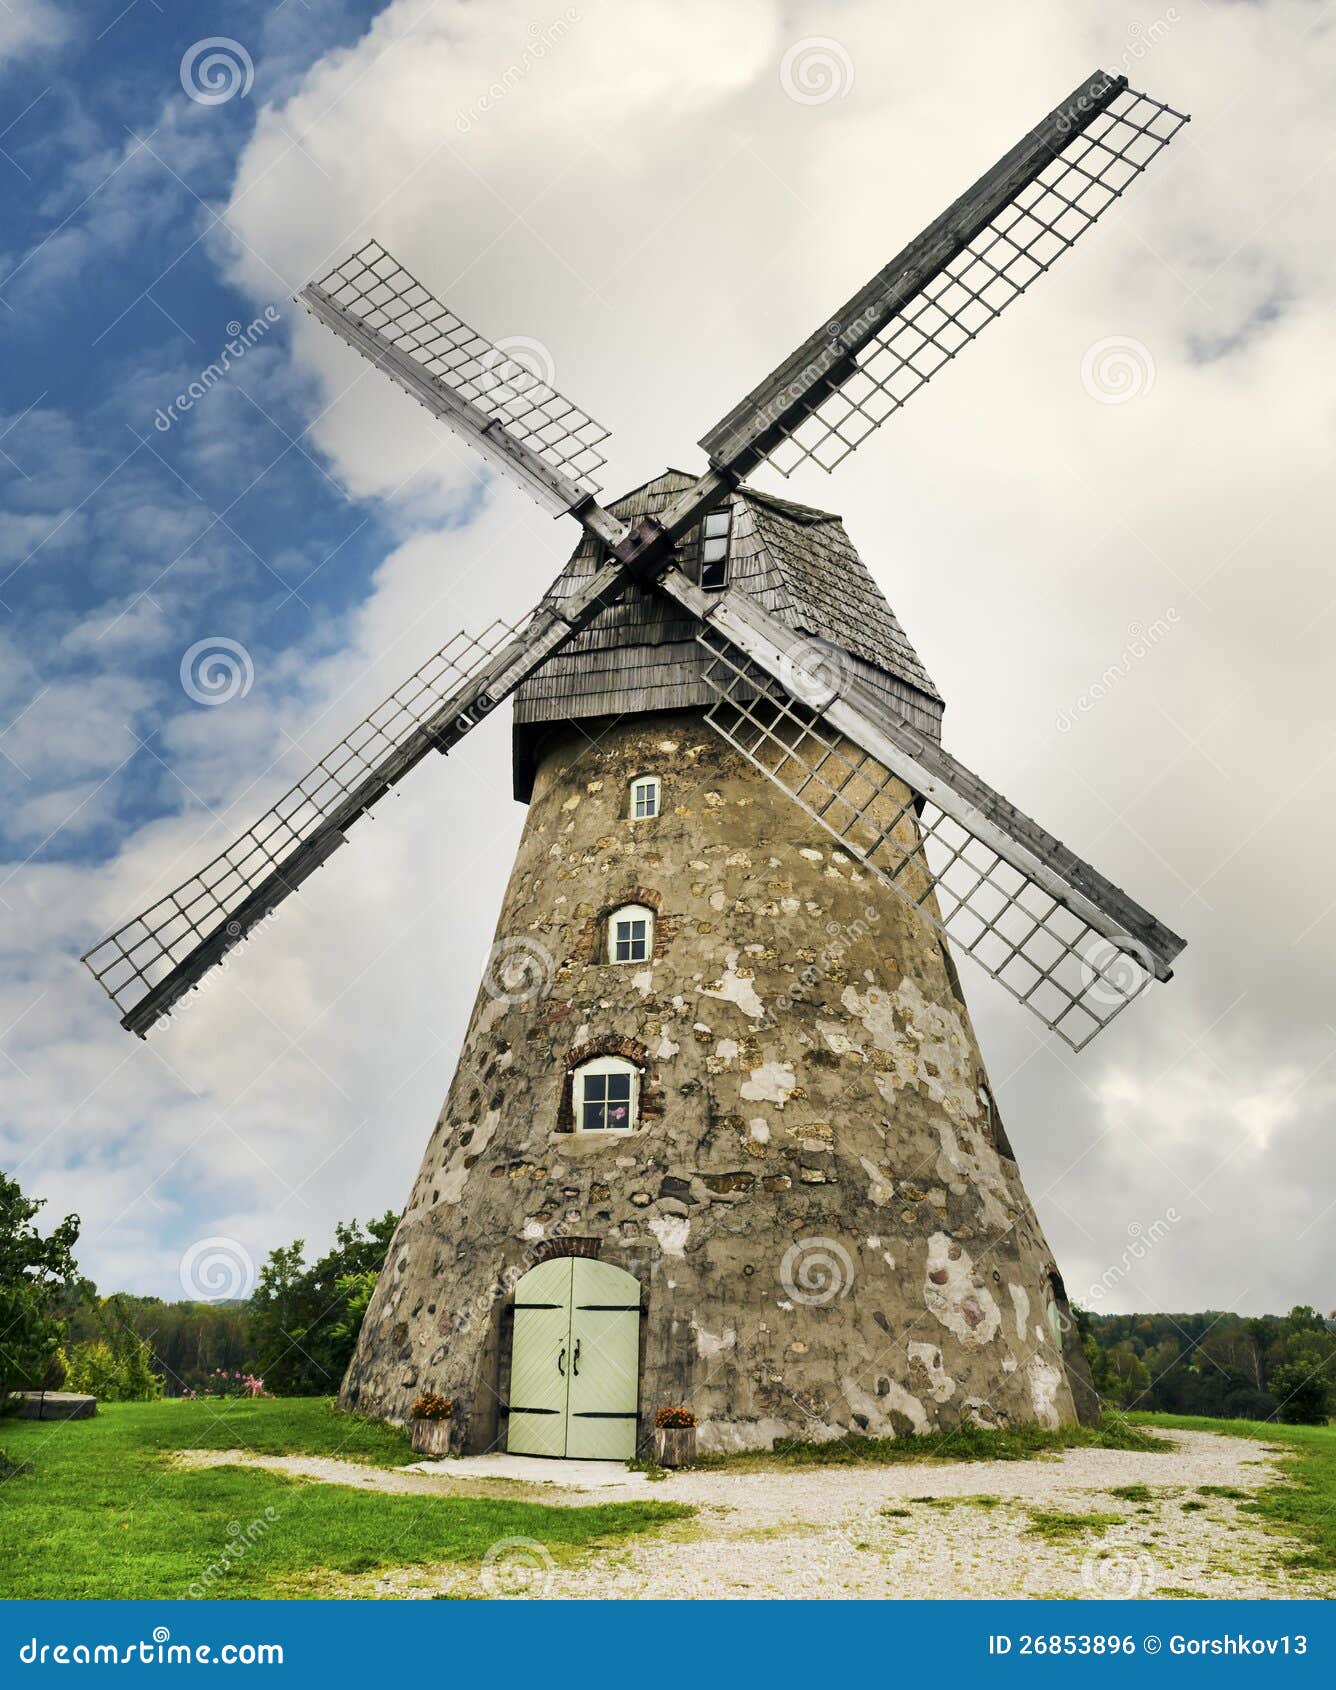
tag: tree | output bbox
[0,1170,81,1409]
[1270,1360,1331,1426]
[63,1295,165,1401]
[249,1214,398,1396]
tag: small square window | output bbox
[574,1058,638,1132]
[630,777,659,819]
[614,918,649,962]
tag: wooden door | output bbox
[507,1257,641,1459]
[507,1257,573,1458]
[565,1259,641,1461]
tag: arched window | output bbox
[607,903,654,964]
[573,1055,639,1133]
[628,775,660,820]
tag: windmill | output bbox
[84,72,1189,1454]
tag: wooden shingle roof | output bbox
[512,469,944,799]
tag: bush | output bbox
[1271,1362,1331,1426]
[65,1335,163,1402]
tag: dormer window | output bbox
[608,903,654,964]
[573,1056,638,1132]
[629,775,660,819]
[700,508,730,590]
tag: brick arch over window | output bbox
[572,886,680,965]
[555,1034,664,1132]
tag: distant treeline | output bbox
[57,1213,399,1400]
[1078,1305,1335,1425]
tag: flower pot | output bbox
[654,1424,696,1468]
[411,1416,453,1457]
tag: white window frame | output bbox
[628,775,661,820]
[572,1055,639,1134]
[607,903,654,964]
[700,507,730,590]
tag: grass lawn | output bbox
[1131,1412,1336,1575]
[699,1413,1170,1472]
[0,1399,689,1600]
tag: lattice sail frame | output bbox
[752,85,1187,476]
[82,621,517,1020]
[307,240,611,495]
[696,629,1156,1051]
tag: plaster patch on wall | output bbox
[860,1156,894,1205]
[934,1115,1012,1229]
[702,951,765,1021]
[817,1020,864,1057]
[631,968,654,998]
[694,1323,737,1359]
[747,1117,770,1145]
[847,978,979,1121]
[924,1232,1001,1348]
[715,1038,740,1063]
[841,1374,928,1436]
[655,1027,681,1059]
[908,1340,957,1403]
[438,1109,499,1205]
[1008,1283,1030,1340]
[741,1060,798,1106]
[648,1213,690,1257]
[1027,1354,1064,1428]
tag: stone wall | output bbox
[339,710,1098,1451]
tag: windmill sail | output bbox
[82,561,632,1036]
[297,241,622,541]
[656,566,1183,1051]
[699,72,1188,478]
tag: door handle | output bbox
[557,1345,566,1376]
[572,1339,581,1377]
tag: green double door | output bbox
[507,1257,641,1460]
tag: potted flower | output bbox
[409,1392,454,1456]
[654,1404,697,1468]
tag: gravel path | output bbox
[177,1430,1332,1601]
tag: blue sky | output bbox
[2,0,1334,1318]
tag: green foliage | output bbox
[1026,1509,1123,1540]
[0,1398,689,1599]
[65,1294,257,1396]
[697,1414,1166,1472]
[0,1169,81,1408]
[249,1214,398,1397]
[1079,1306,1336,1423]
[1270,1360,1331,1425]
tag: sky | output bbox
[0,0,1333,1320]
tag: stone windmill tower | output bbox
[84,72,1189,1456]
